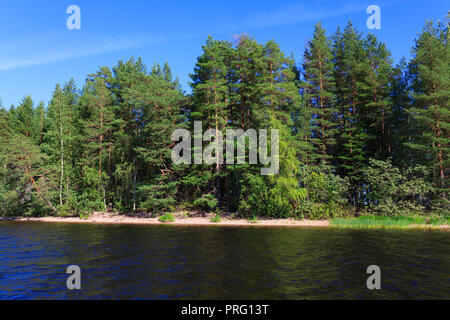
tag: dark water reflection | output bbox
[0,222,449,299]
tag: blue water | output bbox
[0,222,449,299]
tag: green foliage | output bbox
[431,198,450,216]
[296,202,347,220]
[302,22,338,169]
[210,213,222,223]
[238,173,268,217]
[246,216,258,223]
[192,194,218,212]
[294,166,349,219]
[301,169,349,205]
[361,159,434,215]
[73,167,107,215]
[406,19,449,199]
[79,213,89,220]
[158,212,175,223]
[0,133,58,216]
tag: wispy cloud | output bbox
[245,1,366,29]
[0,33,165,71]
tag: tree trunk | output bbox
[25,164,57,214]
[59,122,64,207]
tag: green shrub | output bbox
[301,168,349,205]
[210,213,221,223]
[79,213,89,220]
[158,213,175,223]
[239,171,306,218]
[294,166,350,220]
[192,194,218,212]
[138,179,177,214]
[295,202,345,220]
[246,216,258,223]
[238,173,269,217]
[362,159,434,215]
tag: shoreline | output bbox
[0,212,448,230]
[0,212,330,228]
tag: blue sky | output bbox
[0,0,448,108]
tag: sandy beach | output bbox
[1,212,448,229]
[0,212,330,228]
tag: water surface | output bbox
[0,222,448,299]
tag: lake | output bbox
[0,222,449,299]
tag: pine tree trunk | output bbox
[59,122,64,207]
[437,121,445,199]
[25,160,57,214]
[133,157,137,211]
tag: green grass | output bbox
[79,213,89,220]
[330,215,449,229]
[246,216,258,224]
[210,214,222,223]
[158,213,175,223]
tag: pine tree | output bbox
[225,35,264,212]
[15,95,34,138]
[332,23,369,204]
[33,102,45,145]
[131,66,185,213]
[78,67,115,210]
[230,34,264,129]
[407,19,449,200]
[0,133,57,215]
[43,81,77,211]
[302,22,337,171]
[359,33,393,161]
[110,57,148,211]
[390,58,417,167]
[241,39,302,217]
[189,37,233,208]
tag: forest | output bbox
[0,17,448,220]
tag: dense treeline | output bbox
[0,17,448,219]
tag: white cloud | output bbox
[243,0,411,29]
[245,1,365,29]
[0,33,164,71]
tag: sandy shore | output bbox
[0,212,330,228]
[1,212,448,229]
